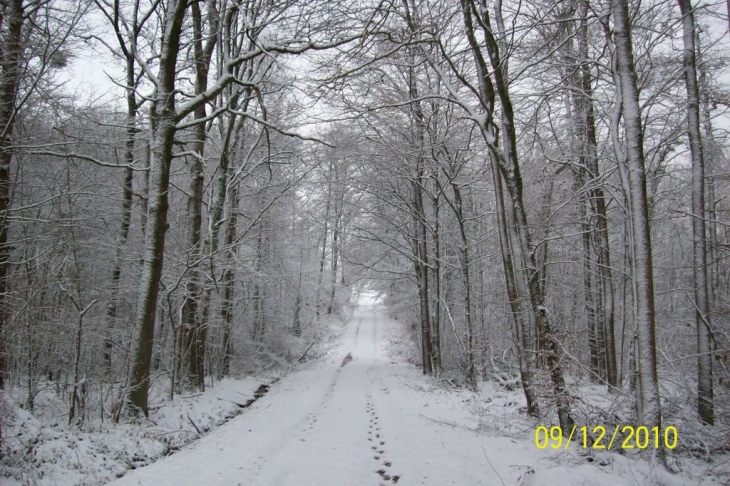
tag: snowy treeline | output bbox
[1,0,729,476]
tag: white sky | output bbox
[59,38,125,107]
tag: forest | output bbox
[1,0,730,483]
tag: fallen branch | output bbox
[298,342,316,362]
[187,415,202,435]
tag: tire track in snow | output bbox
[249,316,378,485]
[111,310,409,486]
[246,367,343,483]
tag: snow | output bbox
[105,306,728,486]
[1,377,262,485]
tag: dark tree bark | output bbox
[412,176,433,375]
[0,0,24,389]
[220,181,239,378]
[180,0,217,391]
[251,220,267,343]
[327,163,341,315]
[450,180,477,389]
[127,0,190,417]
[315,161,332,318]
[581,192,601,382]
[430,175,442,373]
[402,0,436,376]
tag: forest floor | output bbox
[105,307,728,486]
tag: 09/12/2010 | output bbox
[534,424,678,451]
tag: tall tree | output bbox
[456,0,574,431]
[127,0,190,416]
[574,0,618,387]
[179,0,218,391]
[678,0,713,425]
[609,0,661,429]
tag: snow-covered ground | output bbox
[106,307,727,486]
[1,376,264,485]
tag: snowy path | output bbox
[110,308,640,486]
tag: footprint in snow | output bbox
[366,402,400,484]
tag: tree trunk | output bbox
[678,0,713,425]
[179,0,217,391]
[327,168,341,315]
[315,161,332,318]
[451,181,477,389]
[251,214,268,343]
[413,175,433,375]
[576,0,617,387]
[409,61,433,375]
[220,181,239,378]
[611,0,661,429]
[202,92,249,379]
[430,176,442,373]
[0,0,24,389]
[127,0,189,417]
[582,194,600,382]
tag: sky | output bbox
[62,48,123,105]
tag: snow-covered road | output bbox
[111,308,518,486]
[111,308,681,486]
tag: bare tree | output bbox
[127,0,191,417]
[92,0,154,375]
[0,0,88,388]
[607,0,661,429]
[446,0,574,430]
[678,0,713,425]
[179,0,218,392]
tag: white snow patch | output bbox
[1,377,261,485]
[9,309,729,485]
[105,308,730,486]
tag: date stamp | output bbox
[535,425,678,450]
